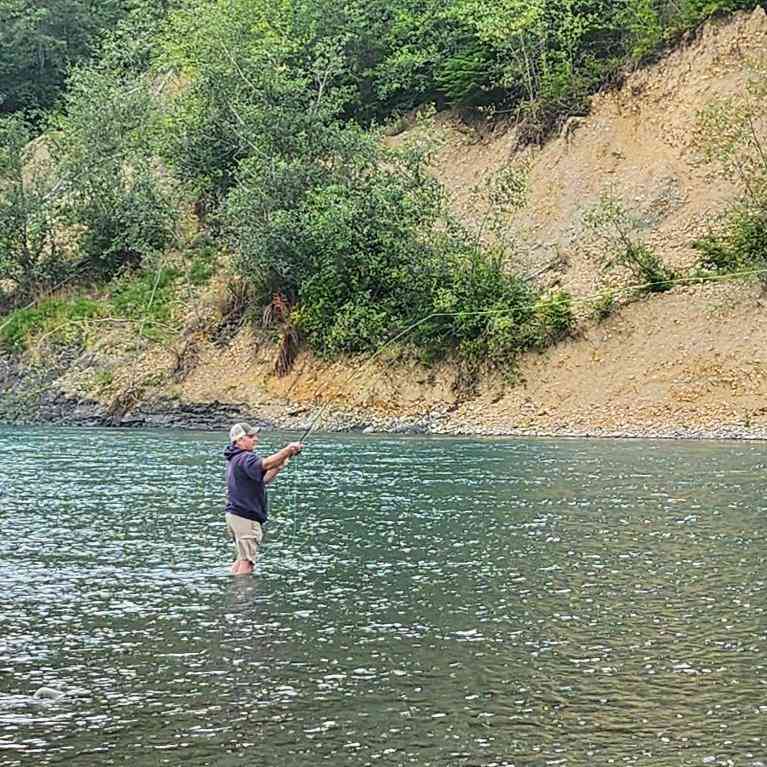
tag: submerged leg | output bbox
[230,559,254,575]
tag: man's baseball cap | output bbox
[229,423,260,442]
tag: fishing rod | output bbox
[297,310,453,442]
[295,264,767,444]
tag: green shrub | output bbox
[0,305,58,352]
[694,206,767,272]
[626,243,675,292]
[427,248,538,366]
[53,64,178,278]
[228,125,568,368]
[692,58,767,277]
[622,0,664,64]
[321,303,393,356]
[0,114,63,296]
[436,40,498,106]
[0,0,140,116]
[533,290,575,345]
[157,0,763,144]
[584,193,675,292]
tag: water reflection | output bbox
[1,428,766,766]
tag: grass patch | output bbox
[93,369,114,392]
[0,297,105,352]
[108,267,181,339]
[187,247,219,286]
[1,266,185,351]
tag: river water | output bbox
[0,427,765,766]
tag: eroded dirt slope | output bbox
[431,8,767,293]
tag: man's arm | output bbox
[261,442,303,471]
[264,462,285,484]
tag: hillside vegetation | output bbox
[1,1,767,434]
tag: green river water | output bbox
[0,426,766,766]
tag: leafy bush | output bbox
[0,114,63,297]
[627,244,675,292]
[424,247,536,365]
[53,63,178,277]
[159,1,338,204]
[225,112,570,367]
[533,290,575,345]
[436,40,499,107]
[0,1,184,118]
[230,140,444,354]
[694,206,767,272]
[0,0,126,116]
[692,57,767,276]
[621,0,664,64]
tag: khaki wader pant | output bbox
[226,513,264,564]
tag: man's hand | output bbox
[287,441,304,456]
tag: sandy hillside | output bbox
[430,8,767,293]
[80,8,767,437]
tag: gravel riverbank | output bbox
[5,379,767,442]
[4,350,767,442]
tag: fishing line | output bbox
[274,447,310,556]
[286,456,302,552]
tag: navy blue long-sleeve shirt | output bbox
[224,445,268,523]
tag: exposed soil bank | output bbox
[3,284,767,443]
[3,379,767,442]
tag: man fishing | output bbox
[224,423,304,576]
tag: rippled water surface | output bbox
[1,427,766,766]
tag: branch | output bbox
[746,112,767,174]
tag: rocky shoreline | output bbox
[3,381,767,443]
[3,352,767,441]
